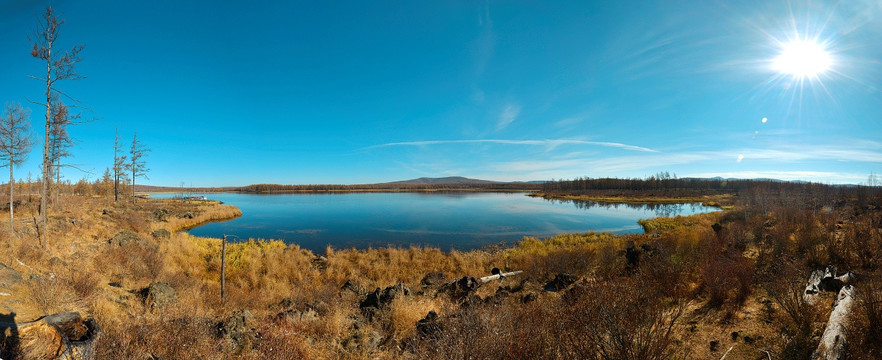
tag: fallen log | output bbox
[804,265,857,304]
[812,285,855,360]
[479,270,523,284]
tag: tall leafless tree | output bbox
[30,6,84,239]
[113,129,127,202]
[0,104,34,233]
[129,133,149,202]
[48,98,75,204]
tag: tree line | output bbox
[236,182,541,193]
[1,6,150,243]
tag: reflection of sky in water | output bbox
[162,192,717,252]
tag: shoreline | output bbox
[530,192,735,209]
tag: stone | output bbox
[140,282,176,308]
[416,311,442,336]
[360,283,411,310]
[438,276,479,300]
[218,310,257,350]
[341,279,365,295]
[420,271,446,287]
[151,229,171,240]
[543,273,578,292]
[107,230,144,247]
[151,208,171,222]
[521,293,538,303]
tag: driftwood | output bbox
[812,285,855,360]
[479,270,523,284]
[804,265,856,304]
[1,312,101,360]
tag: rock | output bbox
[521,293,538,304]
[484,287,511,305]
[178,212,195,219]
[543,273,578,292]
[416,311,442,336]
[341,279,365,295]
[311,256,328,270]
[360,283,411,310]
[420,272,446,287]
[275,308,319,324]
[151,229,171,240]
[49,257,68,267]
[342,322,384,351]
[107,230,144,247]
[140,282,176,308]
[14,312,101,360]
[151,208,171,222]
[438,276,480,300]
[0,262,23,287]
[218,310,257,350]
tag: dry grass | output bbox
[0,189,878,359]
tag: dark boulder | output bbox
[439,276,480,300]
[420,272,446,287]
[544,273,578,292]
[140,282,176,308]
[218,310,257,350]
[416,311,442,336]
[360,283,411,310]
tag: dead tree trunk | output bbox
[812,285,855,360]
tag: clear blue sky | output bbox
[1,0,880,186]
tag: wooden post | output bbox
[221,234,226,304]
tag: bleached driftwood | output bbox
[812,285,855,360]
[479,270,523,284]
[804,269,825,304]
[804,265,857,304]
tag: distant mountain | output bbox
[383,176,499,185]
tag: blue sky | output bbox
[0,0,880,186]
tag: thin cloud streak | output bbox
[496,104,520,131]
[368,139,658,153]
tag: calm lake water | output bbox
[159,192,717,252]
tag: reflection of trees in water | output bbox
[546,198,698,217]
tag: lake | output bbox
[164,192,717,252]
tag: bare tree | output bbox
[30,6,84,238]
[113,129,127,202]
[0,104,34,233]
[129,133,149,202]
[48,98,76,204]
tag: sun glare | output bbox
[772,39,832,78]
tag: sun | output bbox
[772,39,832,78]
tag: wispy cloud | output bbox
[496,104,520,131]
[369,139,658,152]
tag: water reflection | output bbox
[544,198,711,218]
[168,192,717,252]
